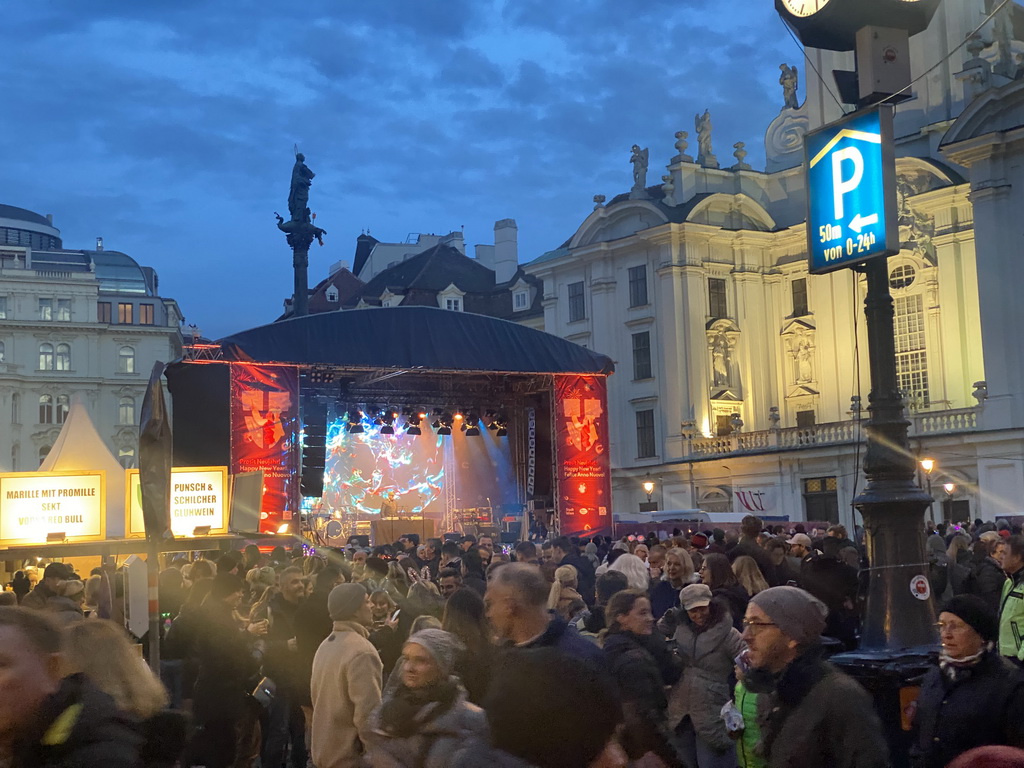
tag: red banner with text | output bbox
[230,363,300,533]
[554,375,612,538]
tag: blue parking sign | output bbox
[805,106,898,275]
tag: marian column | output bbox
[277,152,326,317]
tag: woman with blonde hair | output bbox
[609,553,651,591]
[547,564,583,621]
[650,548,697,618]
[63,619,185,767]
[732,555,769,597]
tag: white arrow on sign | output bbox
[849,213,878,233]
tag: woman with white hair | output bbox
[609,553,650,591]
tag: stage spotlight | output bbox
[435,411,453,436]
[463,412,482,436]
[493,412,509,437]
[405,409,423,435]
[379,408,397,435]
[346,410,364,434]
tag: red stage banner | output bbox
[230,363,300,533]
[554,375,612,538]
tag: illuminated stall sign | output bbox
[126,466,229,538]
[0,471,105,546]
[230,363,300,533]
[554,375,612,538]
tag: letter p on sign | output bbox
[831,147,863,220]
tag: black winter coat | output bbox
[603,629,682,764]
[728,537,780,586]
[560,553,597,606]
[294,586,334,707]
[191,602,259,723]
[712,582,750,631]
[971,557,1008,613]
[909,651,1024,768]
[9,673,142,768]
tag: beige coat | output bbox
[310,620,384,768]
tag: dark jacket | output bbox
[9,673,142,768]
[603,629,683,763]
[971,556,1008,613]
[191,601,259,723]
[294,586,334,707]
[754,650,889,768]
[453,646,494,706]
[800,556,860,647]
[21,581,60,611]
[712,582,750,631]
[910,650,1024,768]
[728,537,779,586]
[262,593,302,695]
[649,579,683,619]
[512,615,604,664]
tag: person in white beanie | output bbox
[310,584,382,768]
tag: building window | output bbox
[792,278,808,316]
[513,290,530,311]
[889,265,916,290]
[715,414,734,437]
[56,299,71,322]
[38,446,51,467]
[56,395,69,424]
[894,294,929,408]
[0,340,4,363]
[39,298,53,321]
[708,278,727,319]
[118,302,133,324]
[39,395,53,424]
[636,409,656,458]
[118,448,136,469]
[10,443,18,472]
[98,302,112,323]
[39,343,54,370]
[139,304,155,325]
[796,409,816,428]
[632,332,652,380]
[119,396,135,425]
[445,297,463,312]
[118,346,136,374]
[802,476,839,524]
[55,343,71,371]
[325,287,339,303]
[11,392,19,424]
[568,281,585,322]
[628,265,648,308]
[0,296,7,319]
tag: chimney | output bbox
[475,244,495,270]
[96,237,104,251]
[46,214,53,225]
[493,219,518,283]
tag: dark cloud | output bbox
[0,0,802,338]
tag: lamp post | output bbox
[639,474,658,513]
[642,475,655,503]
[943,483,956,523]
[920,458,935,522]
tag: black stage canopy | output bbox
[217,306,614,375]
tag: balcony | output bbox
[684,406,979,458]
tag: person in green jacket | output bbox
[734,678,767,768]
[998,535,1024,663]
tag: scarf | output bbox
[938,642,993,684]
[378,678,459,738]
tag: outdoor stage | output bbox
[166,307,615,543]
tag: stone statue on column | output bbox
[695,110,718,169]
[630,145,649,198]
[277,150,326,317]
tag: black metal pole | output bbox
[852,257,936,649]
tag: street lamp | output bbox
[920,458,935,521]
[642,474,655,503]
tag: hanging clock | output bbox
[775,0,941,52]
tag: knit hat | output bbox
[679,583,713,611]
[749,586,827,645]
[947,746,1024,768]
[62,580,85,598]
[690,533,708,549]
[328,583,368,621]
[941,594,999,642]
[404,629,463,678]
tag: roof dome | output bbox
[0,203,62,250]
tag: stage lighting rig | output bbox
[463,412,482,436]
[379,408,398,435]
[404,408,423,436]
[433,411,453,436]
[346,409,364,434]
[493,412,508,437]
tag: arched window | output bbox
[39,343,54,370]
[118,345,135,374]
[55,343,71,371]
[119,396,135,426]
[38,395,53,424]
[56,395,69,424]
[10,392,19,424]
[38,445,51,466]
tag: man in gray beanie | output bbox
[310,584,382,768]
[742,586,889,768]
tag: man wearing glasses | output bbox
[739,586,889,768]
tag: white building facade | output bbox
[0,205,183,471]
[525,1,1024,529]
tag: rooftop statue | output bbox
[288,153,315,223]
[780,64,799,110]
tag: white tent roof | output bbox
[39,398,126,537]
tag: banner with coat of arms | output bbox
[230,363,299,533]
[554,375,612,538]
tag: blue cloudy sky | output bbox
[2,1,798,338]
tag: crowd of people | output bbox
[3,513,1024,767]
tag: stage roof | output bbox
[217,307,614,375]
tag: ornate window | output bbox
[56,395,69,424]
[118,346,135,374]
[568,282,585,322]
[708,278,728,319]
[55,343,71,371]
[39,395,53,424]
[791,278,808,316]
[889,265,916,290]
[513,290,530,311]
[894,294,929,408]
[119,396,135,425]
[326,286,339,303]
[628,265,648,308]
[39,343,54,370]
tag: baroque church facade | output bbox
[524,0,1024,528]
